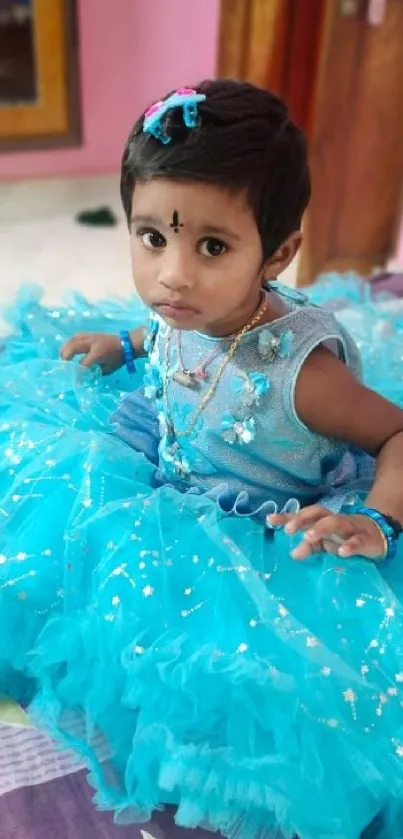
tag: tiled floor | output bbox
[0,175,298,310]
[0,175,131,306]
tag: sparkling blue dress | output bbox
[1,277,403,839]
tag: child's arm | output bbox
[269,345,403,561]
[61,326,147,374]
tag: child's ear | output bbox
[262,232,302,280]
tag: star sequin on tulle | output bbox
[343,688,356,703]
[220,414,255,445]
[306,636,320,648]
[233,371,270,407]
[393,739,403,758]
[258,328,294,361]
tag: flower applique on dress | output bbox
[220,328,293,446]
[223,366,271,447]
[160,440,192,480]
[258,328,294,362]
[158,405,213,480]
[220,414,256,445]
[233,371,270,408]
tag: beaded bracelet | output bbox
[119,330,137,375]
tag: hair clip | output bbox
[143,88,206,144]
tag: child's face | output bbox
[129,179,299,336]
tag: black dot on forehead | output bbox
[169,210,184,233]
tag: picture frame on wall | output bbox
[0,0,81,152]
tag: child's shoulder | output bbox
[268,279,340,325]
[266,280,309,307]
[264,281,362,389]
[267,280,352,345]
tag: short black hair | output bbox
[120,79,310,259]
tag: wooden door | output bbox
[218,0,403,286]
[296,0,403,284]
[218,0,323,137]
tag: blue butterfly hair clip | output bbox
[143,88,206,145]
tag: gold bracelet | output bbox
[367,519,388,561]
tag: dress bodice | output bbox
[141,282,362,514]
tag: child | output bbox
[1,79,403,839]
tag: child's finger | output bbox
[283,505,329,535]
[266,513,293,527]
[267,506,328,534]
[292,534,348,561]
[61,337,91,361]
[290,539,316,561]
[304,514,355,544]
[80,348,99,368]
[338,534,383,560]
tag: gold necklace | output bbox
[163,295,268,441]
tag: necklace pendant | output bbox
[172,369,197,388]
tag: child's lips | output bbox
[155,301,199,319]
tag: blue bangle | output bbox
[354,506,401,564]
[119,330,136,374]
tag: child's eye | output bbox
[198,238,227,258]
[138,228,166,250]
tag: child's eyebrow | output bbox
[131,214,162,226]
[198,224,241,242]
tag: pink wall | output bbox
[0,0,220,181]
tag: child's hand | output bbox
[60,333,123,375]
[268,506,386,561]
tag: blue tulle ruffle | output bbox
[0,277,403,839]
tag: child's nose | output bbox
[157,251,195,291]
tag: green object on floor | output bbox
[0,697,31,726]
[75,206,118,227]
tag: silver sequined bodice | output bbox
[139,282,363,513]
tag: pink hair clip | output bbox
[143,88,206,144]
